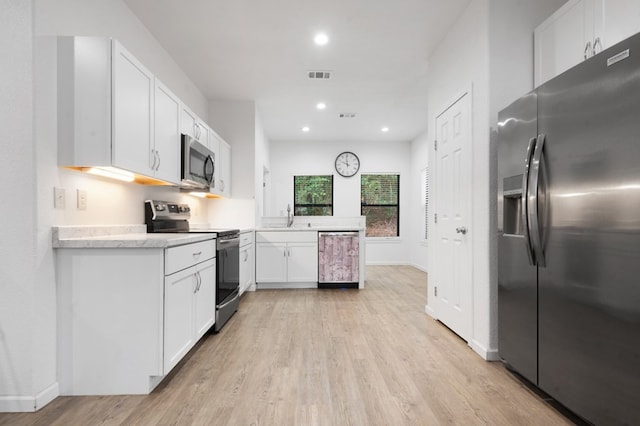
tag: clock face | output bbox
[335,151,360,177]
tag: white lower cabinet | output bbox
[239,231,255,294]
[255,231,318,288]
[56,238,216,395]
[284,243,318,282]
[164,257,215,373]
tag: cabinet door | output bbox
[112,41,154,175]
[603,0,640,48]
[534,0,594,87]
[154,79,181,184]
[239,245,255,294]
[208,130,221,194]
[256,243,287,282]
[287,242,318,282]
[194,259,216,339]
[164,267,196,373]
[181,105,197,139]
[239,246,249,294]
[218,140,231,196]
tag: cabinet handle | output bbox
[155,150,161,171]
[584,41,592,59]
[193,251,202,259]
[150,149,157,170]
[592,37,601,56]
[244,251,248,262]
[193,272,199,293]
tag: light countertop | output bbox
[255,226,364,232]
[52,225,215,249]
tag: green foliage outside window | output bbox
[361,174,400,237]
[294,175,333,216]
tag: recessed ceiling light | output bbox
[302,126,310,132]
[381,127,390,132]
[314,33,329,46]
[316,102,326,110]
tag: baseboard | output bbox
[409,262,428,273]
[365,261,411,266]
[469,339,500,361]
[0,382,59,412]
[424,304,437,319]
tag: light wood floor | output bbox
[0,266,573,425]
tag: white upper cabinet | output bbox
[153,80,181,184]
[180,104,198,139]
[218,139,231,197]
[180,104,209,147]
[207,129,231,197]
[57,36,231,192]
[535,0,640,87]
[534,0,603,87]
[58,37,180,184]
[111,41,154,176]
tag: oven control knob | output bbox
[155,204,165,211]
[179,205,190,213]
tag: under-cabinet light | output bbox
[86,167,135,182]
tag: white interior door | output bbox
[433,92,472,341]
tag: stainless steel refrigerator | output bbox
[498,32,640,426]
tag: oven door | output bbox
[181,134,215,189]
[217,235,240,304]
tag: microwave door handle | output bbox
[204,155,215,185]
[528,134,546,267]
[522,137,537,266]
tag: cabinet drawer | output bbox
[256,231,317,244]
[240,231,254,247]
[165,239,215,275]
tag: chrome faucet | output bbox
[287,204,294,227]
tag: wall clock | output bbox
[335,151,360,177]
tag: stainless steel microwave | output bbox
[181,134,215,189]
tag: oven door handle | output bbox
[217,237,240,247]
[217,291,239,310]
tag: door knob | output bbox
[456,226,468,235]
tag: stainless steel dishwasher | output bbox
[318,231,359,289]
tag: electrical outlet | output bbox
[54,187,65,209]
[77,189,87,210]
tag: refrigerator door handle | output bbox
[528,134,546,267]
[522,137,537,265]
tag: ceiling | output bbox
[124,0,471,143]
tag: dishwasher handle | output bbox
[318,231,359,237]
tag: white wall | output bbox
[0,0,40,411]
[426,0,492,358]
[425,0,566,360]
[409,131,429,272]
[268,140,412,264]
[207,100,257,229]
[0,0,214,411]
[254,112,271,225]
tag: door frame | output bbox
[426,84,474,344]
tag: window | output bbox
[361,174,400,237]
[293,175,333,216]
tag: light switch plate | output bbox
[77,189,87,210]
[54,187,65,209]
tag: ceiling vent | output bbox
[308,70,332,80]
[338,112,357,118]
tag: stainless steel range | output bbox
[145,200,240,333]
